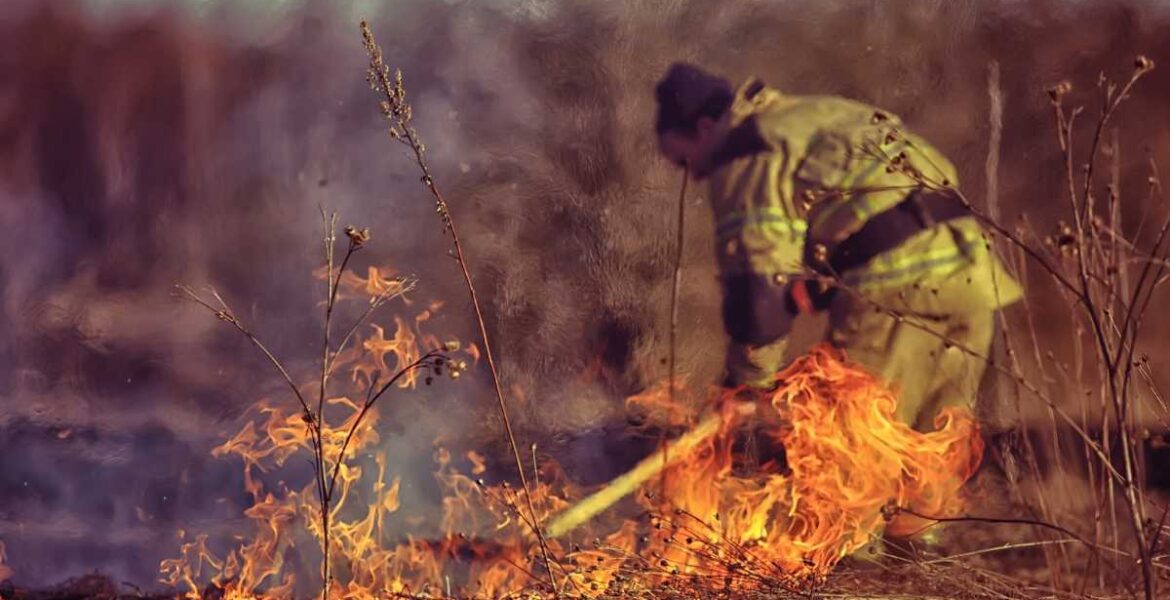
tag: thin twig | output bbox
[326,349,444,501]
[985,61,1004,226]
[317,211,340,598]
[893,506,1125,573]
[328,276,417,374]
[922,539,1081,564]
[665,166,689,500]
[177,283,331,594]
[177,285,320,431]
[360,21,561,596]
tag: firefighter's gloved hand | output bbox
[783,276,837,315]
[721,273,837,347]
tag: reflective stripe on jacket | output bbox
[706,78,1022,311]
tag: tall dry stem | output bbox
[360,21,563,597]
[663,167,689,500]
[878,56,1164,599]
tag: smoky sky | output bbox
[2,0,1170,592]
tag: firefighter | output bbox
[653,62,1021,448]
[653,61,1024,557]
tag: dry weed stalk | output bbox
[981,62,1076,583]
[664,167,689,500]
[830,56,1166,599]
[178,216,462,600]
[350,17,1164,597]
[359,21,564,597]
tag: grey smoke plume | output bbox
[2,0,1170,591]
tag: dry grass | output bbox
[2,0,1170,597]
[175,217,464,600]
[353,11,1169,599]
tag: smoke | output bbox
[1,0,1170,590]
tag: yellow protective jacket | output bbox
[706,78,1022,339]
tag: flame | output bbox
[628,345,983,591]
[330,265,407,301]
[0,541,11,584]
[161,274,461,599]
[166,276,982,600]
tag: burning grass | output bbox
[4,4,1169,599]
[151,20,1165,600]
[152,30,990,593]
[159,309,985,599]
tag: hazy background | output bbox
[2,0,1170,590]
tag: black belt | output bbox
[726,188,973,340]
[820,188,972,275]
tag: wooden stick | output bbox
[546,403,754,539]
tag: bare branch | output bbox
[176,284,317,426]
[361,20,562,595]
[326,348,446,502]
[328,275,418,375]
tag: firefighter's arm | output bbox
[718,149,805,348]
[721,272,795,346]
[721,272,833,345]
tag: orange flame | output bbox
[166,284,982,600]
[629,344,983,591]
[0,541,12,586]
[330,265,406,301]
[161,274,464,599]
